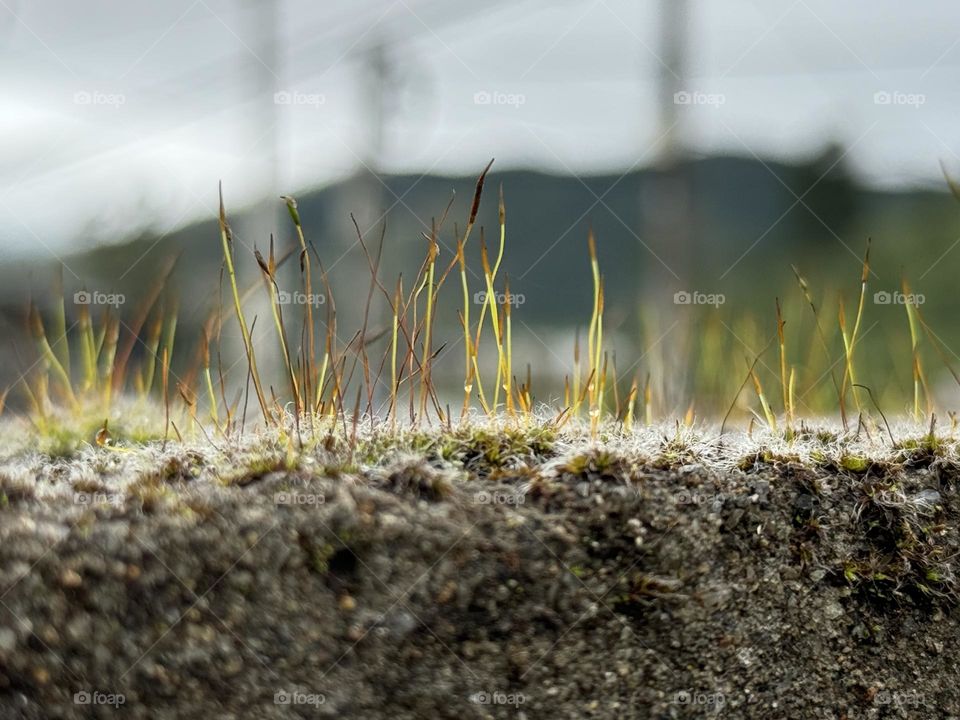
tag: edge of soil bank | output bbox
[0,423,958,719]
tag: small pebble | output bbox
[59,569,82,589]
[339,595,356,612]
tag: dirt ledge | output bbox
[0,426,958,718]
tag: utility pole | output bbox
[230,0,281,384]
[328,38,391,344]
[236,0,281,250]
[656,0,688,163]
[640,0,693,412]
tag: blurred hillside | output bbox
[3,153,960,414]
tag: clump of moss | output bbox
[303,538,337,575]
[560,448,630,482]
[369,459,456,502]
[298,530,362,582]
[33,423,89,458]
[364,424,558,478]
[649,435,701,470]
[155,451,205,483]
[779,423,842,448]
[738,448,802,472]
[814,452,893,477]
[894,434,954,469]
[221,452,296,487]
[70,468,104,495]
[841,454,871,473]
[126,472,179,514]
[0,468,35,502]
[837,478,957,607]
[454,425,557,474]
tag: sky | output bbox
[2,0,960,258]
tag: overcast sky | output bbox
[2,0,960,259]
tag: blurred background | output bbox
[3,0,960,419]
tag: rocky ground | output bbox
[0,422,958,719]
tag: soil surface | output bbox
[0,428,959,719]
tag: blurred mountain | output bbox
[2,153,958,392]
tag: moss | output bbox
[645,433,706,470]
[308,542,337,574]
[299,530,362,578]
[453,425,556,474]
[375,460,454,502]
[127,473,179,514]
[71,476,103,494]
[562,449,619,476]
[739,449,802,471]
[0,470,36,502]
[895,435,951,469]
[385,424,559,476]
[790,425,840,445]
[157,452,204,483]
[35,425,87,458]
[839,455,870,473]
[221,453,295,486]
[835,480,958,608]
